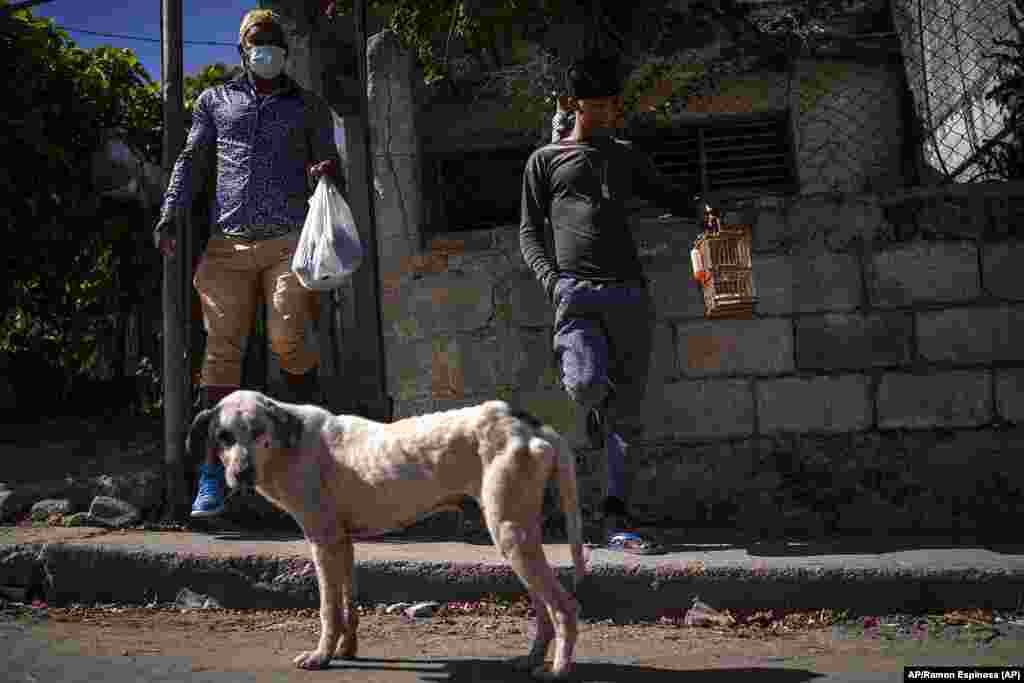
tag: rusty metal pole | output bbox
[160,0,190,520]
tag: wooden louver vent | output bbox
[639,112,796,198]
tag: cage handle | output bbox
[702,204,722,235]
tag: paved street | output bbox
[2,602,1022,683]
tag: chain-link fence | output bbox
[426,0,1020,203]
[892,0,1017,182]
[723,0,1019,191]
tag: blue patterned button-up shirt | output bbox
[159,74,343,241]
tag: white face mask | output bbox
[246,45,286,80]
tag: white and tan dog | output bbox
[187,390,585,680]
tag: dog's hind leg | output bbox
[492,519,579,681]
[294,536,353,669]
[508,555,555,672]
[482,441,579,681]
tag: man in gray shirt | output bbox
[520,55,700,553]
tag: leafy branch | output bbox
[977,0,1024,179]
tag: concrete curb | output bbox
[3,533,1024,620]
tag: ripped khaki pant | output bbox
[194,233,319,388]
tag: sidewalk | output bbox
[3,524,1023,621]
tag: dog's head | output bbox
[187,390,304,493]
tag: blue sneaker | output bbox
[190,462,226,518]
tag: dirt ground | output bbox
[5,600,1022,683]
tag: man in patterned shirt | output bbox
[521,55,701,553]
[154,9,344,518]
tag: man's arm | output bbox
[631,147,702,219]
[155,90,216,236]
[520,151,560,300]
[306,92,346,193]
[551,99,574,143]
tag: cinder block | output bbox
[917,193,989,239]
[426,272,494,332]
[454,335,504,397]
[509,271,554,326]
[989,193,1024,240]
[752,209,797,253]
[645,379,755,441]
[633,217,697,263]
[829,199,889,251]
[757,374,872,434]
[796,312,913,371]
[385,336,435,400]
[649,322,679,381]
[997,369,1024,423]
[502,327,557,392]
[647,264,707,320]
[383,270,494,338]
[677,318,793,377]
[755,251,862,316]
[878,370,992,429]
[917,305,1024,364]
[983,241,1024,301]
[386,334,507,401]
[869,241,979,308]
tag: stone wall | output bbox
[791,56,911,194]
[379,180,1024,534]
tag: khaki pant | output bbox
[194,233,319,388]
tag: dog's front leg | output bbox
[293,537,353,669]
[334,536,359,660]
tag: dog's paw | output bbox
[293,650,332,670]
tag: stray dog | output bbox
[187,390,585,680]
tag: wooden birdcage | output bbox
[691,207,757,319]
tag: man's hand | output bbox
[308,160,336,181]
[308,159,345,194]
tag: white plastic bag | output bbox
[292,177,363,290]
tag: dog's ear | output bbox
[186,408,218,471]
[265,399,303,449]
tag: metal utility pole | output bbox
[160,0,191,520]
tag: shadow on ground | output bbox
[333,657,824,682]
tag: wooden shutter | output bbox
[640,111,796,198]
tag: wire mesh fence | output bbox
[891,0,1017,182]
[656,0,1019,190]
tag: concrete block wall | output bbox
[378,179,1024,534]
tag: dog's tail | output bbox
[542,425,585,590]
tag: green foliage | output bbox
[185,61,242,112]
[623,57,706,125]
[797,61,850,115]
[979,0,1024,180]
[329,0,568,83]
[0,1,164,391]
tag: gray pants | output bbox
[552,277,653,504]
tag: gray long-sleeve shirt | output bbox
[520,135,699,296]
[158,74,343,241]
